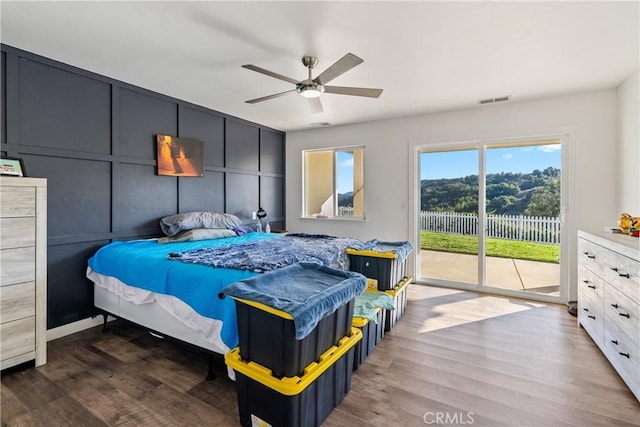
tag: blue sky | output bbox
[337,151,354,194]
[337,144,561,193]
[420,144,561,180]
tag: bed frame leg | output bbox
[101,313,109,332]
[206,355,216,381]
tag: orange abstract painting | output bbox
[157,134,204,177]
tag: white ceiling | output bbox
[1,1,638,132]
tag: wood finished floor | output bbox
[2,285,639,427]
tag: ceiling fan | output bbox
[242,53,383,113]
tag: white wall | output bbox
[287,89,619,300]
[616,70,640,215]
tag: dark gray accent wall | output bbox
[1,45,286,329]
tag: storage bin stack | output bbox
[381,276,411,331]
[347,241,413,331]
[352,307,385,370]
[220,262,366,427]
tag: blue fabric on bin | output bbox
[219,262,367,340]
[359,240,413,262]
[354,292,395,323]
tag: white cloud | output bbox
[502,153,513,160]
[340,158,354,168]
[520,147,533,152]
[537,144,561,153]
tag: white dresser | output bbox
[0,176,47,369]
[578,230,639,401]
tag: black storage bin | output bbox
[226,328,361,427]
[352,307,386,370]
[383,276,411,332]
[235,298,355,378]
[347,241,413,291]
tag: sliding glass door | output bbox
[420,149,479,285]
[417,138,565,301]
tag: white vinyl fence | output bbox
[420,211,560,244]
[337,206,354,216]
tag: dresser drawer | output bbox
[578,292,604,346]
[604,284,640,347]
[604,323,640,393]
[578,237,608,277]
[0,281,35,323]
[601,252,640,303]
[0,316,35,361]
[0,247,36,286]
[578,264,605,301]
[0,217,35,250]
[0,187,35,217]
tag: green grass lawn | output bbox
[421,231,560,263]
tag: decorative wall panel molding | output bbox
[1,44,285,328]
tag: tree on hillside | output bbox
[524,181,560,217]
[420,168,561,216]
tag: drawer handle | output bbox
[587,285,596,289]
[611,303,618,309]
[619,312,630,319]
[619,352,630,359]
[587,315,596,319]
[583,251,595,259]
[610,267,630,278]
[583,308,589,312]
[611,339,619,345]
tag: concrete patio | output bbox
[420,250,560,295]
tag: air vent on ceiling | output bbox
[479,96,511,105]
[309,122,331,126]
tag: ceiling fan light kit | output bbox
[243,53,383,113]
[298,83,324,98]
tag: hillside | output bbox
[420,167,560,216]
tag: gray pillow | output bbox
[157,228,236,243]
[159,211,243,236]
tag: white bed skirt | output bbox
[87,267,231,355]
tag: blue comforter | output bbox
[87,233,281,348]
[168,233,365,272]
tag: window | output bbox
[303,146,364,219]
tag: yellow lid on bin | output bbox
[352,317,369,328]
[225,327,362,396]
[231,297,294,320]
[385,276,412,297]
[345,248,397,259]
[352,307,381,328]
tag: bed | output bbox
[86,229,365,375]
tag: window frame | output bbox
[301,145,365,220]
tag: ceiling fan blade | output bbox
[242,64,300,85]
[307,97,323,114]
[245,89,296,104]
[313,53,363,85]
[324,86,383,98]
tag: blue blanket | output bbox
[364,240,413,261]
[354,291,395,323]
[219,263,367,339]
[168,233,368,272]
[87,233,281,348]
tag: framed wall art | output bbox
[0,157,27,177]
[156,134,204,177]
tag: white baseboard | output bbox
[47,316,114,342]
